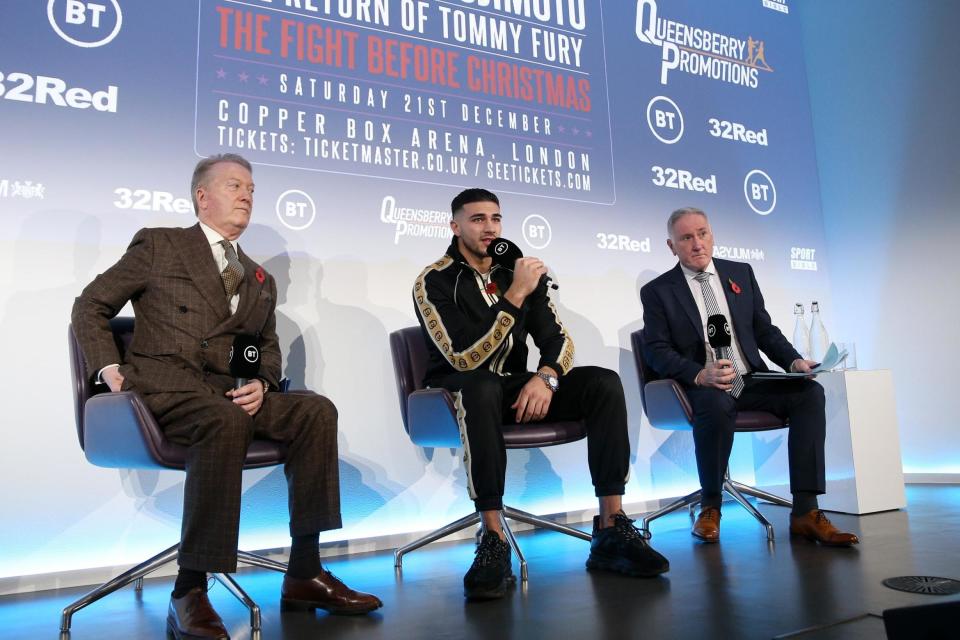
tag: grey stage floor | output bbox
[2,484,958,639]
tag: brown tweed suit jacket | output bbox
[72,223,281,393]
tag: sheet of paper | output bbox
[746,343,849,382]
[811,343,848,373]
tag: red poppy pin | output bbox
[484,282,499,295]
[728,278,742,295]
[255,267,266,284]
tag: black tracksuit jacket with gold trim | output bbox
[413,239,575,386]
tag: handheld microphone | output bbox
[229,334,261,389]
[706,314,731,363]
[486,237,558,290]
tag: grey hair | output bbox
[667,207,708,237]
[190,153,252,215]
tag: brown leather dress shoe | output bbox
[692,507,721,543]
[167,587,229,639]
[281,570,383,615]
[690,507,720,542]
[790,509,859,546]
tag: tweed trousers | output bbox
[144,376,342,573]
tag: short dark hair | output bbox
[191,153,252,215]
[451,188,499,216]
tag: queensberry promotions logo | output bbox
[635,0,773,88]
[380,196,452,245]
[48,0,123,48]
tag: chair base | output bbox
[639,473,792,542]
[59,544,287,633]
[393,505,592,582]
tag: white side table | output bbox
[753,369,906,514]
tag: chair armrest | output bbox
[406,388,461,448]
[644,379,695,431]
[83,391,176,470]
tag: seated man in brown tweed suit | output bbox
[72,154,381,639]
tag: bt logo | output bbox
[646,96,683,144]
[48,0,123,48]
[521,214,552,250]
[744,170,777,215]
[276,189,316,231]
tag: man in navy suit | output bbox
[640,207,858,546]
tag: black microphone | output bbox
[486,237,558,290]
[230,334,261,389]
[706,314,732,362]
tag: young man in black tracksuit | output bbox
[412,188,669,600]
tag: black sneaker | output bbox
[463,531,515,600]
[586,513,670,577]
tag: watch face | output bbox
[537,372,558,390]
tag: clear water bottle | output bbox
[809,301,830,363]
[792,303,811,359]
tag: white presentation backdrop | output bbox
[0,0,833,584]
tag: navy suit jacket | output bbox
[639,259,800,387]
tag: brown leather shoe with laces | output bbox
[281,570,383,615]
[790,509,859,546]
[167,587,229,639]
[692,507,721,543]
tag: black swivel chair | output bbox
[62,318,293,634]
[630,329,792,540]
[388,327,592,582]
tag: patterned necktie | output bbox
[694,271,745,398]
[219,240,244,298]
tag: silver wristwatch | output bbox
[536,371,559,392]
